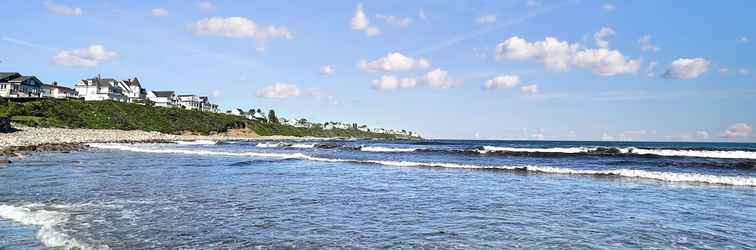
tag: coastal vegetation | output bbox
[0,98,412,139]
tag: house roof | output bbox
[0,72,21,81]
[7,75,43,86]
[124,77,141,87]
[43,84,75,92]
[152,91,175,97]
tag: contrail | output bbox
[1,36,59,51]
[414,0,580,56]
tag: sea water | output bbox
[1,139,756,249]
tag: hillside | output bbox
[0,98,411,139]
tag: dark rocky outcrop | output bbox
[0,117,12,133]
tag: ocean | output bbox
[1,139,756,249]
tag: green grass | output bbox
[0,98,408,139]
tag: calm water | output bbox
[2,139,756,249]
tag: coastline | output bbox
[0,124,332,159]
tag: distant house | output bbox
[0,72,44,98]
[41,82,79,99]
[74,76,128,102]
[230,108,244,116]
[177,94,201,110]
[199,96,219,113]
[121,77,144,102]
[146,90,178,108]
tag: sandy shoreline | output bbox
[0,125,330,158]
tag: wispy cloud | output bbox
[1,37,58,51]
[414,0,579,55]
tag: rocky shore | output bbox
[0,125,330,161]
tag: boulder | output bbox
[0,159,11,165]
[0,117,11,133]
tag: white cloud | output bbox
[484,74,520,90]
[738,68,750,76]
[197,1,217,11]
[475,15,497,25]
[376,14,412,28]
[371,75,417,90]
[638,35,660,52]
[602,4,616,12]
[424,68,455,88]
[358,52,430,73]
[646,61,658,77]
[151,8,169,17]
[211,90,222,97]
[351,4,381,37]
[572,48,642,76]
[593,27,615,48]
[43,1,82,16]
[418,9,427,20]
[321,65,335,77]
[191,17,293,50]
[530,133,545,140]
[719,68,729,73]
[737,37,750,44]
[527,0,541,7]
[257,83,302,99]
[496,34,640,76]
[662,57,710,80]
[53,45,118,67]
[521,84,539,94]
[723,123,752,138]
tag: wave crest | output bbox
[0,204,109,250]
[89,143,756,186]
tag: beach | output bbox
[0,125,327,158]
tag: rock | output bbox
[0,159,11,165]
[0,117,11,133]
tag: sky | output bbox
[1,0,754,141]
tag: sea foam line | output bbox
[360,146,419,153]
[479,146,756,159]
[0,204,109,250]
[88,143,756,187]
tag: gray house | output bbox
[0,72,44,98]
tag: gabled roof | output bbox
[7,75,43,86]
[0,72,21,82]
[124,77,141,87]
[152,91,175,97]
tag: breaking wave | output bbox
[360,146,419,153]
[174,140,218,145]
[0,204,109,250]
[88,143,756,187]
[477,146,756,159]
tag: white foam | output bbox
[360,146,418,153]
[90,143,756,187]
[90,143,308,159]
[174,140,218,145]
[0,204,109,250]
[255,142,287,148]
[289,143,316,149]
[478,146,756,159]
[630,148,756,159]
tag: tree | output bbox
[267,109,279,124]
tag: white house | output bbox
[41,82,78,99]
[74,76,128,102]
[121,77,144,102]
[0,72,44,98]
[178,94,201,110]
[146,91,178,108]
[199,96,219,113]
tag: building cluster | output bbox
[289,120,419,137]
[0,72,218,112]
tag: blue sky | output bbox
[1,0,754,141]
